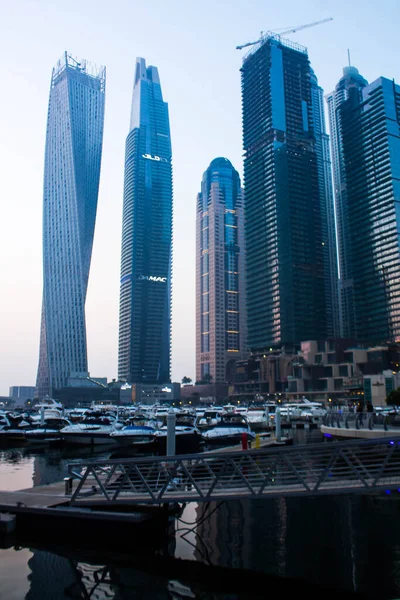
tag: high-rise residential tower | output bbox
[196,158,246,383]
[310,69,339,338]
[241,34,334,351]
[326,66,368,338]
[118,58,173,383]
[36,53,105,399]
[333,76,400,344]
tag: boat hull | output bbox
[155,432,202,455]
[111,435,156,448]
[202,428,256,446]
[61,433,115,446]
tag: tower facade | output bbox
[241,35,332,351]
[118,58,173,383]
[337,76,400,343]
[326,66,368,338]
[36,53,105,398]
[310,69,339,338]
[196,158,246,383]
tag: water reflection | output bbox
[1,437,400,597]
[176,493,400,598]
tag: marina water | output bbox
[0,431,400,598]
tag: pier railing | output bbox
[322,410,400,431]
[68,437,400,505]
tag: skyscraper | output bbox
[118,58,173,383]
[241,34,333,351]
[326,66,368,338]
[310,69,339,338]
[36,53,105,399]
[333,76,400,344]
[196,158,246,383]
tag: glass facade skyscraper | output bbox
[326,67,368,338]
[36,53,106,399]
[196,158,246,383]
[310,69,339,338]
[335,76,400,344]
[241,35,333,350]
[118,58,172,383]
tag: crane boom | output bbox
[236,40,261,50]
[279,17,333,36]
[236,17,333,50]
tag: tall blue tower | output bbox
[336,76,400,344]
[36,53,106,398]
[326,66,368,338]
[241,35,331,350]
[118,58,173,383]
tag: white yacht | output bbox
[201,413,255,445]
[34,397,63,420]
[279,399,326,420]
[60,413,123,446]
[195,408,225,430]
[110,415,158,447]
[24,417,71,444]
[245,406,271,430]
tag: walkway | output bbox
[321,411,400,439]
[68,436,400,505]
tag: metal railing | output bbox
[322,410,400,431]
[68,437,400,505]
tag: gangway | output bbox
[68,437,400,506]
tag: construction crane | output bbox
[236,17,333,50]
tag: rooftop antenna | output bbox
[347,49,351,67]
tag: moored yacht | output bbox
[201,413,255,445]
[110,415,158,448]
[245,406,271,431]
[60,412,123,446]
[24,417,71,445]
[155,413,202,454]
[195,408,225,431]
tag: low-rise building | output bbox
[287,341,400,405]
[228,349,297,403]
[180,383,228,405]
[364,371,400,407]
[120,383,181,405]
[287,339,364,403]
[9,386,36,406]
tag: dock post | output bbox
[167,407,176,456]
[255,433,260,449]
[275,407,281,442]
[64,477,73,495]
[241,432,248,450]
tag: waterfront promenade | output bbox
[321,410,400,439]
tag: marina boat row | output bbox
[0,397,325,450]
[0,410,257,451]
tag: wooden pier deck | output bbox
[0,481,67,511]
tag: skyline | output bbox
[0,0,399,395]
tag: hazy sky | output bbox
[0,0,399,395]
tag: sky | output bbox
[0,0,399,395]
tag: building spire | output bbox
[347,49,351,67]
